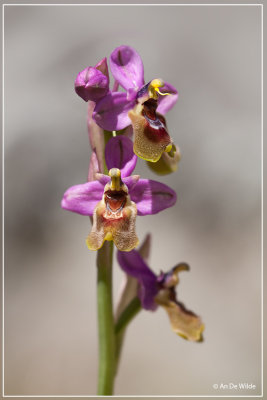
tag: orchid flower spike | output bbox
[117,247,204,342]
[61,136,177,252]
[92,45,179,163]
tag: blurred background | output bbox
[3,3,262,396]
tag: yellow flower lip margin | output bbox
[146,144,181,176]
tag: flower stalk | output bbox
[97,241,115,395]
[115,296,141,336]
[114,297,141,374]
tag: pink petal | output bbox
[110,45,144,90]
[157,82,178,115]
[61,181,104,216]
[105,136,137,177]
[95,173,110,186]
[95,57,109,82]
[93,92,134,131]
[123,175,140,191]
[129,179,177,215]
[117,250,158,310]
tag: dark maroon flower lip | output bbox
[105,190,127,214]
[143,119,170,144]
[141,99,171,144]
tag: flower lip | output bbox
[103,168,129,220]
[87,166,139,251]
[129,99,172,162]
[143,98,157,117]
[105,189,127,215]
[146,143,181,176]
[142,99,167,131]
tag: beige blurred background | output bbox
[3,3,262,397]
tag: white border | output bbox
[261,2,264,399]
[2,2,5,399]
[2,3,263,398]
[0,3,264,5]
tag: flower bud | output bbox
[75,58,109,102]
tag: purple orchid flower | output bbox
[61,136,176,252]
[117,246,204,342]
[75,45,178,163]
[93,46,178,130]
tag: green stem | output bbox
[97,241,115,395]
[114,297,142,372]
[115,297,141,335]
